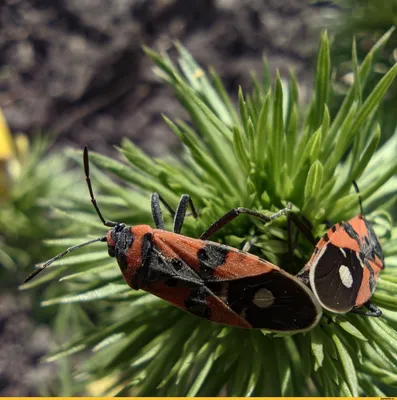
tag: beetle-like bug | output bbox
[295,182,384,317]
[25,147,322,332]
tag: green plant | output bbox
[0,112,86,276]
[0,111,92,395]
[322,1,397,140]
[22,31,397,396]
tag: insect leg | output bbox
[199,203,292,241]
[151,193,165,229]
[173,194,199,234]
[157,194,176,219]
[287,213,317,246]
[350,301,382,317]
[287,213,300,266]
[151,193,198,232]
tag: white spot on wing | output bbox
[339,265,353,288]
[339,248,347,258]
[253,288,275,309]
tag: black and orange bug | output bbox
[295,182,384,317]
[25,146,322,332]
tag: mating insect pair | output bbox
[290,183,384,320]
[24,147,385,333]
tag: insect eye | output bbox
[115,223,126,232]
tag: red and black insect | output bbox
[295,182,384,317]
[25,146,322,332]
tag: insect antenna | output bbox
[24,236,107,283]
[84,146,119,227]
[24,146,118,284]
[352,181,364,216]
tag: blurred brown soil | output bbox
[1,0,327,157]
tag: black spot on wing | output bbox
[132,247,216,321]
[163,259,190,287]
[312,243,363,312]
[170,258,184,271]
[323,233,330,242]
[184,286,212,320]
[368,265,376,294]
[363,218,384,265]
[206,271,319,331]
[130,233,153,290]
[197,244,228,279]
[132,243,205,290]
[342,222,360,247]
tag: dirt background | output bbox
[0,0,335,395]
[0,0,335,157]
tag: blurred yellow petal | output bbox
[0,109,14,161]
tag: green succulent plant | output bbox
[22,30,397,396]
[322,0,397,141]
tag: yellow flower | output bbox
[0,108,30,203]
[0,109,13,160]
